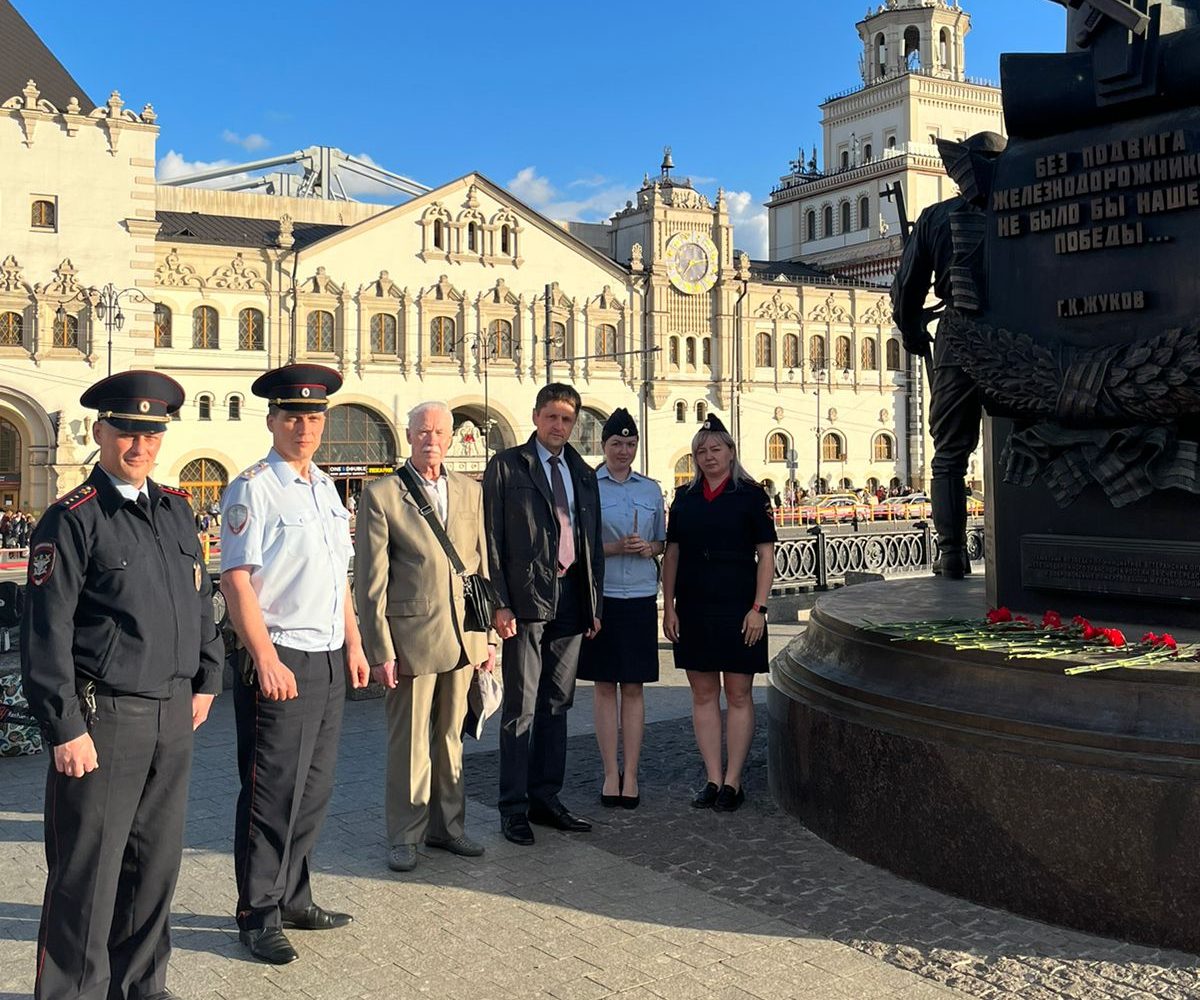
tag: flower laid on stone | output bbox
[862,608,1197,674]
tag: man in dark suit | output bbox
[484,383,604,845]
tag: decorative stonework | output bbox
[155,248,202,288]
[860,295,892,326]
[211,252,268,291]
[630,243,644,273]
[809,292,851,324]
[37,259,81,298]
[277,214,294,250]
[0,255,27,294]
[756,291,798,320]
[303,266,341,296]
[2,80,157,150]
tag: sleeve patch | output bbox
[226,504,250,535]
[29,542,55,586]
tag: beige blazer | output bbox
[354,468,491,675]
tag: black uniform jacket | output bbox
[483,434,604,623]
[21,465,225,745]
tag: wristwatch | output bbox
[753,603,768,616]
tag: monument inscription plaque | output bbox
[1021,535,1200,599]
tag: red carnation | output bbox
[1102,628,1127,648]
[1042,610,1062,628]
[1142,632,1160,645]
[1072,615,1090,627]
[1081,623,1098,640]
[987,607,1012,624]
[1162,633,1178,650]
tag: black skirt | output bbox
[577,595,660,684]
[672,607,769,675]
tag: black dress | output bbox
[667,480,778,674]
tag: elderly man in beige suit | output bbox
[355,401,496,873]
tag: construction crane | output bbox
[160,145,430,201]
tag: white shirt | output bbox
[102,467,150,504]
[406,460,448,522]
[534,438,575,528]
[219,448,352,652]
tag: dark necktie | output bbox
[136,493,154,529]
[548,455,575,575]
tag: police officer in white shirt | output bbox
[219,364,370,965]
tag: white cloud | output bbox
[724,189,769,259]
[506,166,635,223]
[221,129,270,152]
[155,150,252,188]
[334,152,415,203]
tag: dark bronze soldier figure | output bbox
[891,131,1007,579]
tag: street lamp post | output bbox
[788,354,848,495]
[458,328,520,464]
[56,283,157,376]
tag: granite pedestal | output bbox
[768,576,1200,953]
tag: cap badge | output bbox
[702,420,712,430]
[621,428,630,436]
[138,400,151,414]
[300,387,311,398]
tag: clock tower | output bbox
[609,148,737,411]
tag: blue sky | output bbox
[22,1,1063,256]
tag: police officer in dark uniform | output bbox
[891,131,1007,579]
[219,365,370,965]
[21,371,225,1000]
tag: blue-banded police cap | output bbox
[80,370,184,433]
[252,364,342,412]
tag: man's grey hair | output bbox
[407,400,454,430]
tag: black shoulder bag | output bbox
[397,465,498,633]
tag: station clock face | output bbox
[665,230,719,295]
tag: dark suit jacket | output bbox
[483,433,604,623]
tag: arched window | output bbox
[860,336,878,369]
[228,395,242,421]
[695,401,707,423]
[888,135,897,150]
[809,335,826,367]
[467,222,477,252]
[178,457,228,513]
[316,403,397,465]
[674,453,695,488]
[433,219,444,249]
[31,199,55,229]
[767,431,789,463]
[755,332,773,367]
[550,320,567,360]
[488,319,514,359]
[873,432,896,462]
[239,308,264,351]
[822,432,845,462]
[840,150,849,170]
[307,310,334,352]
[859,196,870,229]
[886,338,902,370]
[863,144,873,162]
[429,316,455,356]
[940,27,950,67]
[867,477,880,492]
[153,304,171,348]
[0,417,20,479]
[904,26,921,67]
[596,323,618,357]
[575,408,606,455]
[192,306,218,349]
[371,313,397,354]
[669,337,680,366]
[835,335,852,370]
[0,311,22,347]
[500,224,510,255]
[197,394,212,421]
[54,312,78,348]
[806,210,816,241]
[840,201,851,234]
[823,205,833,237]
[675,401,687,422]
[876,32,887,76]
[685,337,696,367]
[839,477,854,490]
[782,334,799,369]
[702,338,712,366]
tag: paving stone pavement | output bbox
[1,671,1198,1000]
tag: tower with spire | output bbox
[766,0,1002,283]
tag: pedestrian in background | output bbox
[578,408,664,809]
[661,415,776,813]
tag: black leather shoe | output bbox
[239,927,299,965]
[501,815,535,845]
[280,904,353,930]
[692,782,720,808]
[142,991,184,1000]
[528,801,592,832]
[713,784,746,812]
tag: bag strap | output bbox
[397,464,468,576]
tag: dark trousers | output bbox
[36,683,193,1000]
[233,645,344,932]
[498,569,585,817]
[929,333,983,480]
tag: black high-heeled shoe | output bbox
[600,772,622,808]
[619,774,639,809]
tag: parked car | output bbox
[802,494,871,523]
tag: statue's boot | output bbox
[931,476,970,579]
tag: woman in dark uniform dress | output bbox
[578,409,666,809]
[662,415,776,812]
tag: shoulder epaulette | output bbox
[55,484,97,511]
[239,461,269,481]
[160,484,190,498]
